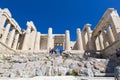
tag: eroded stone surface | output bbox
[0,52,115,78]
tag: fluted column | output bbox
[22,27,31,50]
[12,33,19,50]
[102,30,109,48]
[107,26,115,43]
[0,15,7,29]
[65,30,70,51]
[95,37,101,50]
[30,31,36,50]
[86,26,91,41]
[81,32,87,50]
[7,28,15,47]
[34,32,41,50]
[76,28,83,50]
[98,33,104,50]
[86,24,93,50]
[47,28,53,50]
[1,23,11,43]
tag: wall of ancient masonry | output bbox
[0,8,21,52]
[0,8,120,57]
[91,8,120,57]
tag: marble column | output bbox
[7,28,15,47]
[95,37,101,50]
[0,15,7,29]
[22,27,31,50]
[12,33,19,49]
[86,26,91,41]
[76,28,83,50]
[47,28,53,50]
[1,23,11,43]
[34,32,41,50]
[65,30,70,50]
[102,30,109,48]
[86,24,93,50]
[98,33,104,50]
[30,31,36,50]
[107,26,115,43]
[81,31,88,50]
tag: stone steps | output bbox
[0,76,115,80]
[94,73,114,77]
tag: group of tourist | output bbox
[49,47,63,55]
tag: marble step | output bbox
[0,76,115,80]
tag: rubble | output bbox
[0,52,115,78]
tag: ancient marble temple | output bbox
[0,8,120,57]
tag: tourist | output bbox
[49,47,57,54]
[55,48,59,54]
[59,49,62,56]
[49,48,53,54]
[53,47,57,54]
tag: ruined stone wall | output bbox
[0,8,22,51]
[0,8,120,57]
[91,8,120,57]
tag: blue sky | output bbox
[0,0,120,40]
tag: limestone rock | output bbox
[0,52,114,77]
[64,59,73,67]
[11,56,28,63]
[94,62,106,71]
[84,62,91,68]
